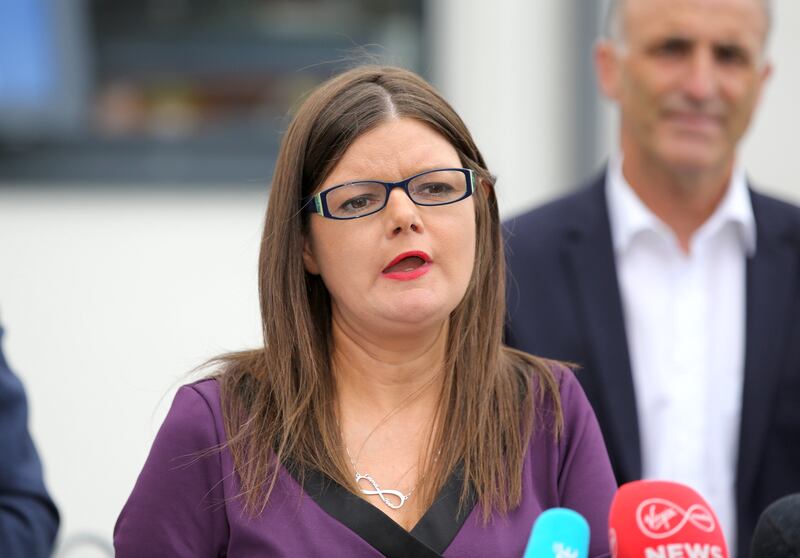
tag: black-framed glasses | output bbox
[303,167,475,220]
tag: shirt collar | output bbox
[605,152,756,256]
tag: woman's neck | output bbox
[330,311,449,530]
[332,316,446,410]
[330,309,447,426]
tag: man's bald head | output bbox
[604,0,772,46]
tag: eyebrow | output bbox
[646,35,758,55]
[326,164,461,185]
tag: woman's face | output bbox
[303,117,477,338]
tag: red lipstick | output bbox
[382,250,432,281]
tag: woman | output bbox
[114,66,616,557]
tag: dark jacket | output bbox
[504,171,800,558]
[0,325,59,557]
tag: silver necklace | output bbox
[345,445,416,510]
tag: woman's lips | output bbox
[382,251,432,281]
[382,262,431,281]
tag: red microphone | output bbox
[608,480,728,558]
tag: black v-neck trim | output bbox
[290,462,476,558]
[408,464,476,552]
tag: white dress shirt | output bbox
[605,154,756,549]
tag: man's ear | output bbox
[754,61,773,107]
[302,235,320,275]
[595,40,622,101]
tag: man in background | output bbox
[504,0,800,555]
[0,322,59,557]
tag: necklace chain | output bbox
[336,381,441,512]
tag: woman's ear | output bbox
[302,235,320,275]
[480,177,494,198]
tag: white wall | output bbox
[429,0,575,217]
[0,188,265,555]
[741,0,800,200]
[0,0,798,554]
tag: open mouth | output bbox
[383,255,426,274]
[381,251,432,280]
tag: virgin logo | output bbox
[636,498,716,539]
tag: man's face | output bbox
[597,0,771,176]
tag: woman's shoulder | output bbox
[504,348,577,410]
[180,377,222,410]
[504,348,598,441]
[514,355,616,557]
[533,358,595,434]
[545,361,585,409]
[157,378,226,450]
[115,378,231,555]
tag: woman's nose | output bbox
[383,187,423,235]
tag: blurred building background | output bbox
[0,1,797,555]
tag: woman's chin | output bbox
[372,299,453,331]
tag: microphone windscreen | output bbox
[523,507,590,558]
[608,480,728,558]
[751,493,800,558]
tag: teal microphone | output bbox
[523,508,590,558]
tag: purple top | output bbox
[115,367,616,557]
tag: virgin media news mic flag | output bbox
[608,480,727,558]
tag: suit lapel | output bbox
[737,190,799,508]
[563,174,642,482]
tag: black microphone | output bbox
[750,493,800,558]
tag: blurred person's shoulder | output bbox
[750,186,800,238]
[503,171,607,255]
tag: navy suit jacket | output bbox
[0,326,59,557]
[504,171,800,558]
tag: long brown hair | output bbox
[215,65,562,519]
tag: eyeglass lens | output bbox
[325,169,468,218]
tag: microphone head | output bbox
[751,493,800,558]
[608,480,728,558]
[523,507,590,558]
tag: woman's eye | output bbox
[338,194,382,214]
[419,182,453,196]
[342,197,369,210]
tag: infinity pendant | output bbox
[355,473,408,509]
